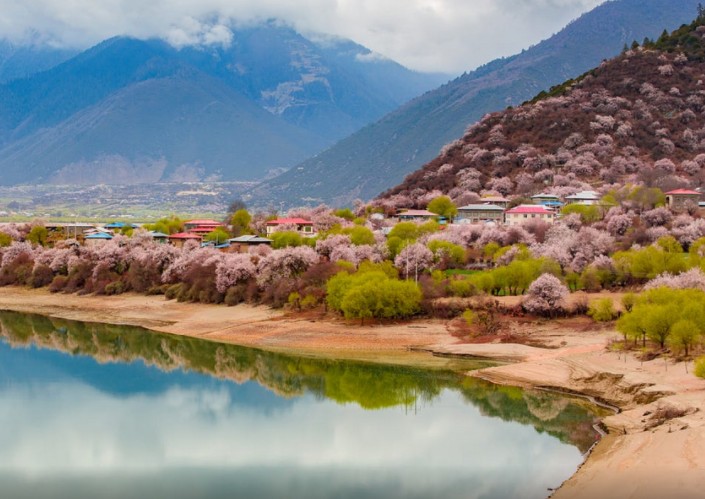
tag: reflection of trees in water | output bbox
[458,377,604,453]
[0,310,602,451]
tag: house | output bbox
[455,204,505,224]
[148,231,170,244]
[184,219,225,235]
[228,235,273,253]
[564,191,600,205]
[84,232,113,246]
[265,218,315,237]
[505,205,555,226]
[530,193,562,209]
[168,232,203,248]
[397,209,438,222]
[479,196,510,209]
[665,189,701,211]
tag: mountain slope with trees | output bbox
[256,0,703,207]
[378,16,705,208]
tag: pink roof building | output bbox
[665,189,702,212]
[265,218,315,237]
[505,204,555,226]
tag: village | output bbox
[8,187,701,252]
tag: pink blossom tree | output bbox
[522,274,569,316]
[215,254,256,293]
[394,243,434,281]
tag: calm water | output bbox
[0,311,604,499]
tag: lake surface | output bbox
[0,311,604,499]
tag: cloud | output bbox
[0,0,605,73]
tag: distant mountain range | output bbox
[256,0,704,208]
[0,25,445,185]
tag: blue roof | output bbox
[104,222,125,228]
[85,232,113,239]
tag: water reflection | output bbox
[0,311,604,498]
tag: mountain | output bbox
[0,40,77,83]
[377,17,705,207]
[256,0,704,208]
[0,25,445,185]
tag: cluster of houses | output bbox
[35,188,705,250]
[397,188,705,227]
[43,217,324,252]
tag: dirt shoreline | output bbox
[0,286,703,498]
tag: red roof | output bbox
[266,218,314,225]
[506,205,553,215]
[666,189,701,196]
[169,232,203,239]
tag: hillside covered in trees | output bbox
[379,16,705,208]
[257,0,702,208]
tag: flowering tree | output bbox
[394,243,434,281]
[644,268,705,291]
[215,253,256,293]
[256,246,319,288]
[522,274,569,316]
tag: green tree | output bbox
[26,225,48,246]
[327,270,421,324]
[271,231,303,249]
[561,204,601,223]
[645,304,679,349]
[344,225,375,245]
[144,216,184,235]
[427,240,465,267]
[0,232,12,247]
[230,209,252,236]
[427,196,457,219]
[204,227,230,244]
[668,320,700,356]
[588,298,617,322]
[334,208,355,221]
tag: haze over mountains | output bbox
[0,25,444,185]
[258,0,703,208]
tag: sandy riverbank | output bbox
[0,286,703,497]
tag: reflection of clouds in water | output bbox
[0,382,582,498]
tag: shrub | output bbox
[327,270,422,323]
[165,283,184,300]
[29,264,54,288]
[104,281,126,295]
[694,356,705,378]
[462,309,474,327]
[448,278,476,297]
[224,284,248,306]
[48,275,68,293]
[588,298,617,322]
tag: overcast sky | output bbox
[0,0,605,74]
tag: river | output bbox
[0,310,605,498]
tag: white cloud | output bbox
[0,0,605,73]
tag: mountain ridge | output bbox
[0,25,445,185]
[255,0,703,208]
